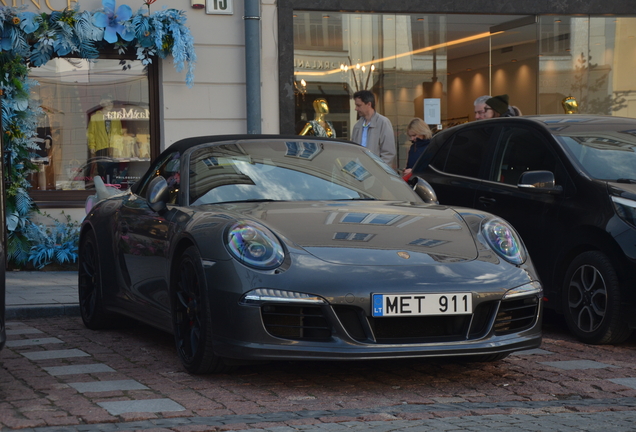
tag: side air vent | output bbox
[494,297,539,335]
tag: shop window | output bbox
[27,55,159,207]
[293,11,343,51]
[540,17,571,55]
[411,15,443,52]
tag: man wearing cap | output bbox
[485,94,521,117]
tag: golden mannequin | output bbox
[299,98,336,138]
[562,96,579,114]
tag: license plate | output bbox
[372,293,472,317]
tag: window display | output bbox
[28,58,152,193]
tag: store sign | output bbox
[294,58,341,71]
[206,0,233,15]
[0,0,79,11]
[104,108,150,121]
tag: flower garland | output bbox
[0,0,197,267]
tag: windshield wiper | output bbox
[616,178,636,184]
[332,197,376,201]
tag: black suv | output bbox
[411,115,636,344]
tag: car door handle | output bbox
[478,196,496,206]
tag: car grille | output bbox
[261,304,332,341]
[368,302,495,343]
[259,298,538,343]
[493,296,540,335]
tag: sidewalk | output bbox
[5,271,79,319]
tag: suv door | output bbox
[419,125,498,208]
[475,124,569,282]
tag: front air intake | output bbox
[261,304,331,341]
[494,297,539,335]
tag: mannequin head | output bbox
[313,98,330,115]
[100,93,114,110]
[562,96,579,114]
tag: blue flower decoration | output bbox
[17,12,40,34]
[93,0,134,43]
[0,28,13,51]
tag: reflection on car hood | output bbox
[608,181,636,201]
[216,201,478,265]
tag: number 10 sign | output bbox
[207,0,233,15]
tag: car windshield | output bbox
[187,139,418,205]
[555,131,636,181]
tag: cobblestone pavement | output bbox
[1,314,636,431]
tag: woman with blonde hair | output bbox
[402,118,432,180]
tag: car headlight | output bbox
[226,221,285,269]
[612,196,636,227]
[481,218,527,265]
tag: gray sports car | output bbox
[79,135,543,374]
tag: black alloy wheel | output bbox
[78,230,113,329]
[562,251,631,344]
[172,246,232,374]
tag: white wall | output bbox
[156,0,279,145]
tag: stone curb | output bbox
[5,304,80,320]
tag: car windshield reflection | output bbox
[557,134,636,181]
[188,140,413,206]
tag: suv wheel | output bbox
[562,251,631,344]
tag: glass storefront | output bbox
[28,57,155,200]
[293,12,636,170]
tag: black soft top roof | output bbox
[165,134,357,156]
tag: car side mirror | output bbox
[518,170,563,194]
[147,176,170,212]
[409,176,439,204]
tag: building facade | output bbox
[8,0,636,215]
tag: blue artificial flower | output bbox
[17,12,40,34]
[1,28,14,51]
[93,0,134,43]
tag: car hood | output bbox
[214,201,479,265]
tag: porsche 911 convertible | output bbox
[79,135,542,374]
